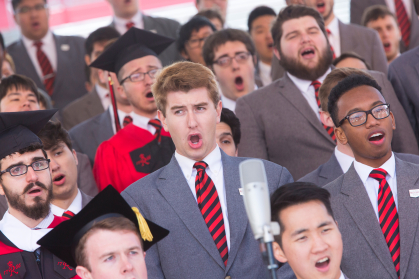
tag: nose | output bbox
[120,255,134,274]
[49,158,59,172]
[26,166,39,183]
[231,57,240,70]
[311,234,328,254]
[365,112,380,129]
[187,110,198,129]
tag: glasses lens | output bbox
[188,39,199,48]
[372,105,389,119]
[348,112,367,126]
[130,73,144,82]
[236,52,249,63]
[18,6,30,13]
[217,57,231,67]
[32,160,49,171]
[35,4,45,11]
[10,165,27,176]
[148,69,158,78]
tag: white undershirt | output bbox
[130,112,157,134]
[96,84,110,111]
[258,60,272,86]
[175,145,230,251]
[113,11,144,34]
[221,94,236,113]
[326,17,341,57]
[108,106,132,134]
[334,147,354,173]
[50,189,82,216]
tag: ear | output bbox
[72,149,78,166]
[319,110,335,128]
[334,127,348,145]
[0,182,5,196]
[76,266,93,279]
[158,110,169,132]
[117,84,128,100]
[180,50,189,60]
[390,111,396,130]
[234,148,238,157]
[273,48,281,61]
[273,241,288,263]
[216,100,222,124]
[85,55,91,66]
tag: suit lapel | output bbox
[86,87,105,117]
[143,15,157,33]
[340,166,397,278]
[395,158,419,279]
[53,34,67,95]
[157,157,225,269]
[414,49,419,78]
[93,111,114,146]
[278,75,335,144]
[319,153,344,181]
[80,191,92,208]
[221,152,248,272]
[18,39,43,87]
[339,21,356,54]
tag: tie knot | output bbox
[123,115,133,127]
[311,80,321,90]
[63,210,75,219]
[326,28,331,35]
[369,168,388,181]
[126,22,135,30]
[148,119,162,130]
[34,41,43,49]
[194,161,208,171]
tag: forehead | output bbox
[216,122,232,135]
[1,149,45,166]
[17,0,44,6]
[214,40,248,57]
[86,229,142,253]
[5,86,36,96]
[282,15,321,35]
[368,15,398,26]
[337,85,385,113]
[191,25,213,36]
[252,14,276,27]
[120,55,162,74]
[166,87,214,106]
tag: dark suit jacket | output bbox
[70,110,114,165]
[236,70,418,180]
[110,14,183,67]
[121,150,293,279]
[324,158,419,279]
[76,152,98,197]
[7,34,87,110]
[388,46,419,144]
[299,152,419,186]
[271,20,388,81]
[61,86,105,130]
[350,0,419,51]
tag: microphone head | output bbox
[239,159,271,240]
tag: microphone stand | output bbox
[259,225,278,279]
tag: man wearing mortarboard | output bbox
[91,28,176,193]
[0,110,80,278]
[38,185,169,279]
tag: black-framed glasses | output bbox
[0,159,50,177]
[212,52,251,67]
[120,69,160,85]
[16,3,48,14]
[186,35,211,49]
[338,104,390,127]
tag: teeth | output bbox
[317,257,329,263]
[371,133,382,138]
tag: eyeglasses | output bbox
[16,3,48,14]
[120,69,160,85]
[0,159,50,177]
[213,52,251,67]
[338,104,390,127]
[186,35,211,49]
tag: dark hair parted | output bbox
[0,74,40,102]
[361,5,396,27]
[85,27,120,58]
[328,74,383,127]
[332,51,371,70]
[202,28,256,67]
[271,5,327,50]
[37,121,73,151]
[196,9,224,27]
[248,6,277,32]
[270,182,334,248]
[12,0,47,11]
[220,108,241,148]
[177,16,216,54]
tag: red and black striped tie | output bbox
[311,80,336,142]
[62,210,75,219]
[123,115,133,127]
[34,41,55,96]
[194,161,228,266]
[148,119,162,143]
[395,0,411,48]
[126,22,135,31]
[326,29,336,59]
[369,168,400,278]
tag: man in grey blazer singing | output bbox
[121,61,293,279]
[324,74,419,279]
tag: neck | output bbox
[387,52,400,64]
[117,102,133,114]
[51,186,78,210]
[133,108,157,119]
[115,10,138,20]
[260,57,272,66]
[324,13,335,27]
[336,142,354,157]
[7,206,45,229]
[354,150,392,168]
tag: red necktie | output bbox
[194,161,228,266]
[148,119,162,143]
[34,41,55,96]
[311,80,336,142]
[123,115,133,127]
[126,22,135,30]
[369,169,400,278]
[62,210,75,219]
[326,29,336,59]
[395,0,411,48]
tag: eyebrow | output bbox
[99,245,142,259]
[215,51,247,60]
[50,143,65,152]
[170,102,208,111]
[291,228,308,237]
[318,221,332,228]
[219,132,233,138]
[5,156,46,170]
[346,101,384,115]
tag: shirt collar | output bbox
[50,189,82,216]
[108,105,131,128]
[334,147,354,173]
[95,84,109,100]
[353,152,396,184]
[113,10,143,29]
[287,67,331,93]
[327,16,339,37]
[175,145,222,181]
[22,30,54,49]
[131,112,155,130]
[221,94,236,112]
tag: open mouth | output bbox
[316,2,326,12]
[188,133,203,149]
[28,188,41,195]
[369,132,384,142]
[53,174,66,186]
[267,43,274,49]
[54,175,65,182]
[146,92,154,99]
[234,76,245,91]
[301,47,315,59]
[383,42,391,52]
[315,256,330,270]
[31,22,40,28]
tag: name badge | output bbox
[239,188,243,196]
[61,44,70,51]
[409,189,419,198]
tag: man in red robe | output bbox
[91,28,176,192]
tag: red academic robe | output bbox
[93,123,175,192]
[0,215,80,279]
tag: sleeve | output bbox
[76,152,99,196]
[235,96,269,160]
[93,141,120,192]
[370,31,388,76]
[278,167,294,187]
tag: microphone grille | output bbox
[239,159,267,186]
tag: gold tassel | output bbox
[132,207,153,242]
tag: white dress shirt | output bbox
[287,68,331,119]
[95,84,110,111]
[385,0,412,19]
[326,17,341,57]
[334,147,354,173]
[221,94,237,113]
[339,271,345,279]
[258,60,272,86]
[108,106,131,134]
[113,11,144,34]
[21,31,57,82]
[131,112,157,134]
[353,153,398,221]
[175,145,230,250]
[0,211,54,251]
[50,189,82,216]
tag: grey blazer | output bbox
[61,86,105,130]
[236,70,418,180]
[271,20,388,81]
[299,152,419,186]
[324,158,419,279]
[121,151,293,279]
[7,34,87,110]
[76,152,98,197]
[110,14,183,67]
[388,46,419,144]
[70,110,114,165]
[350,0,419,52]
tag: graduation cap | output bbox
[37,185,169,268]
[0,109,57,160]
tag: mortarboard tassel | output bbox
[132,207,153,242]
[108,74,121,132]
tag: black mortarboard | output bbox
[0,109,57,160]
[89,27,174,75]
[37,185,169,268]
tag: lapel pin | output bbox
[150,29,157,34]
[239,188,243,196]
[61,44,70,51]
[409,189,419,198]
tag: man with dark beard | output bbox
[0,110,80,278]
[235,5,417,180]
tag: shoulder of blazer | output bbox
[70,110,109,135]
[143,14,181,35]
[390,45,419,69]
[6,39,24,52]
[238,78,283,102]
[339,20,376,40]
